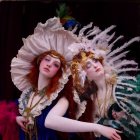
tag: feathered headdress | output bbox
[69,23,139,93]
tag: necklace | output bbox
[23,87,46,140]
[23,87,46,118]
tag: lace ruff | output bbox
[18,71,70,118]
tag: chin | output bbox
[97,71,104,77]
[42,72,52,78]
[94,75,104,81]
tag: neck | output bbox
[94,77,106,97]
[38,73,50,90]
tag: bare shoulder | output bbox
[57,97,69,105]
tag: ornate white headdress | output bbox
[69,23,139,91]
[11,17,80,91]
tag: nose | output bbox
[93,65,97,68]
[92,62,97,68]
[46,63,51,68]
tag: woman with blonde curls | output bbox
[70,25,140,140]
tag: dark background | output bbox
[0,0,140,100]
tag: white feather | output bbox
[117,68,139,73]
[71,24,78,33]
[117,81,136,88]
[118,75,137,81]
[107,37,140,58]
[107,35,124,50]
[116,85,125,89]
[106,32,115,42]
[117,76,136,82]
[114,60,137,69]
[86,27,101,38]
[79,22,93,37]
[116,92,140,101]
[109,51,129,64]
[91,25,116,45]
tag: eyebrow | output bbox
[46,55,61,64]
[86,61,91,63]
[85,60,92,64]
[54,61,60,64]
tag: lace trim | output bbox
[73,90,87,119]
[18,71,70,118]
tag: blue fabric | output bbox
[19,100,62,140]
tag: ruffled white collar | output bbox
[18,71,70,118]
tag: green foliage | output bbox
[56,3,69,18]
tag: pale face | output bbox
[83,58,104,81]
[39,55,61,79]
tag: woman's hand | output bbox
[16,116,28,132]
[94,124,122,140]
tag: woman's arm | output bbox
[45,97,121,140]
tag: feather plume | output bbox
[117,95,140,109]
[116,85,125,89]
[109,51,129,64]
[107,35,123,50]
[117,75,137,81]
[91,25,116,45]
[117,68,139,73]
[71,24,78,33]
[79,22,93,37]
[117,82,136,88]
[107,37,140,58]
[86,26,101,38]
[114,60,137,69]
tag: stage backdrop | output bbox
[0,0,140,100]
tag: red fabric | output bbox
[0,101,19,140]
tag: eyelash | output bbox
[92,58,98,63]
[86,63,91,69]
[45,57,60,68]
[54,64,60,68]
[85,59,99,69]
[45,58,50,61]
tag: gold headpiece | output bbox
[71,51,96,93]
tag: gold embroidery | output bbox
[23,87,46,140]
